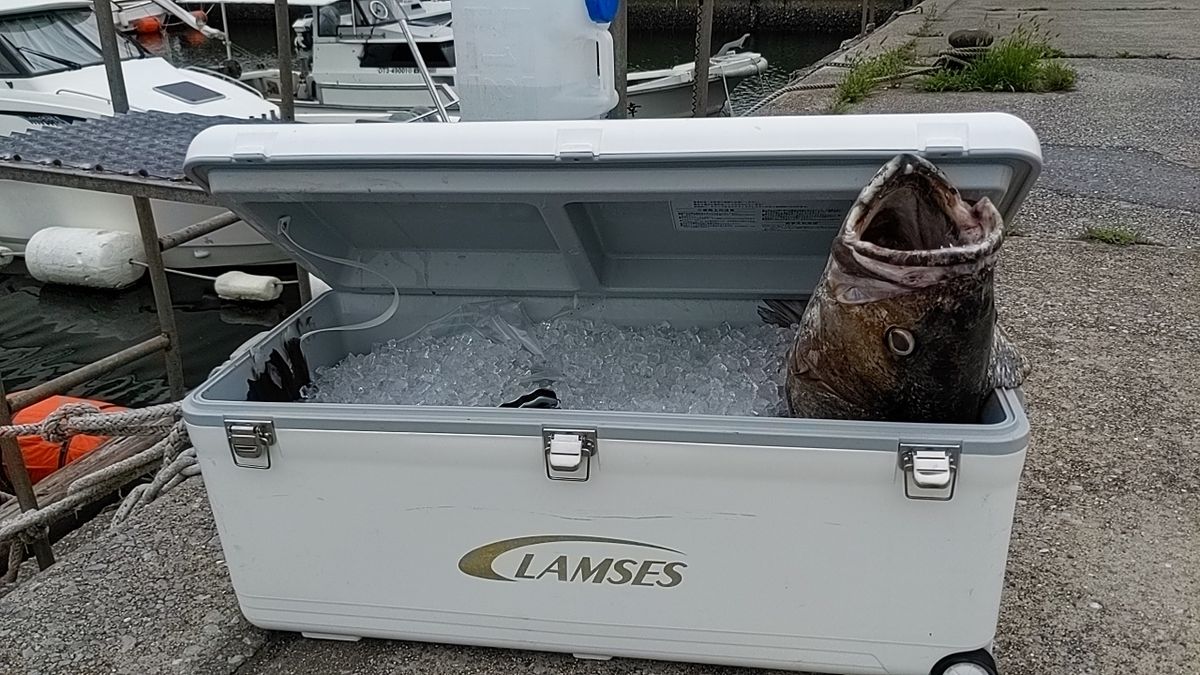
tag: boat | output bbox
[624,35,769,118]
[113,0,168,33]
[0,0,291,269]
[227,0,768,121]
[235,0,460,123]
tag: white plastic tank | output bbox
[451,0,619,121]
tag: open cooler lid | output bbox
[183,113,1041,298]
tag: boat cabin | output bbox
[236,0,457,115]
[0,1,144,80]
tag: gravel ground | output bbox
[0,480,267,675]
[226,235,1200,675]
[1,1,1196,673]
[1012,188,1200,247]
[861,57,1200,168]
[989,237,1200,674]
[1,247,1196,675]
[230,1,1200,672]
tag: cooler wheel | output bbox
[930,649,999,675]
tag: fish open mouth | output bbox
[822,153,1008,303]
[843,153,1005,268]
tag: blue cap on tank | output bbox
[584,0,620,23]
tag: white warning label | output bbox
[671,199,846,232]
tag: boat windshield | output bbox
[0,8,141,75]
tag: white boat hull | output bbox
[626,76,733,118]
[0,181,287,269]
[0,56,289,271]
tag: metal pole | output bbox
[274,0,295,121]
[132,198,186,402]
[608,0,628,119]
[6,335,170,413]
[157,211,240,251]
[691,0,714,118]
[221,2,232,61]
[392,2,449,123]
[0,378,55,569]
[92,0,130,114]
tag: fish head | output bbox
[801,153,1009,422]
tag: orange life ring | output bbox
[11,395,127,484]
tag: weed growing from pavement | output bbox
[922,20,1077,92]
[908,6,940,37]
[1082,225,1144,246]
[830,41,918,112]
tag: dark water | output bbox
[0,263,303,408]
[0,26,849,409]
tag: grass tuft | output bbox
[831,42,918,111]
[1040,60,1077,90]
[1082,225,1143,246]
[922,22,1077,93]
[908,6,941,37]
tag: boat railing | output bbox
[54,89,113,104]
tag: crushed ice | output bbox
[302,302,796,417]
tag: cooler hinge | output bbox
[225,420,275,469]
[898,443,961,501]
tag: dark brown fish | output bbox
[759,153,1029,424]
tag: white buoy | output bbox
[25,227,146,289]
[0,246,14,269]
[214,270,283,302]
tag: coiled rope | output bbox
[0,401,201,581]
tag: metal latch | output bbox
[899,443,961,501]
[542,428,597,481]
[225,420,275,469]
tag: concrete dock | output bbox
[1,0,1197,673]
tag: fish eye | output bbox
[886,327,916,356]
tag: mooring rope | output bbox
[740,42,995,118]
[0,402,203,571]
[741,65,941,116]
[0,402,182,441]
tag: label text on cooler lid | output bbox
[670,198,848,232]
[458,535,687,588]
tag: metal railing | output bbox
[0,202,246,571]
[0,0,313,576]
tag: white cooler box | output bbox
[181,113,1042,675]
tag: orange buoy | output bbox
[132,16,161,34]
[182,28,206,45]
[12,395,127,484]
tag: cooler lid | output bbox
[183,112,1041,298]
